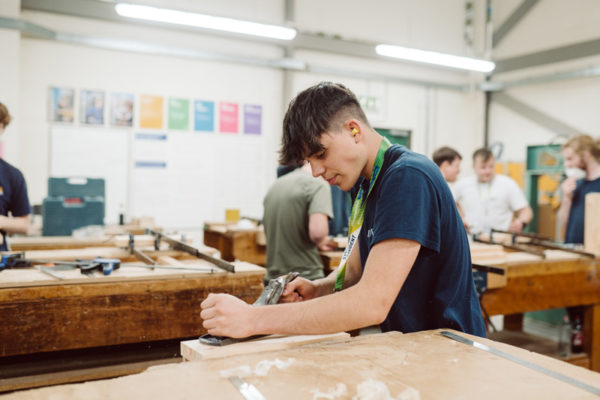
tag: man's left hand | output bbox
[200,293,255,338]
[508,219,525,232]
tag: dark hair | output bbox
[0,103,11,128]
[280,82,370,165]
[432,146,462,166]
[473,147,493,162]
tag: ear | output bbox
[344,120,361,141]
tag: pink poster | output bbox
[219,102,238,133]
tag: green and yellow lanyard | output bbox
[334,137,391,291]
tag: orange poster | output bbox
[140,95,163,129]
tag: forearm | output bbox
[516,207,533,224]
[0,215,30,234]
[311,269,337,297]
[557,200,571,229]
[252,282,380,335]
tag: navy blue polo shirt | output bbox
[0,159,31,251]
[357,145,485,337]
[565,177,600,244]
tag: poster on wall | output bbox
[140,95,163,129]
[219,102,238,133]
[48,87,75,123]
[243,104,262,135]
[193,100,214,132]
[80,89,105,125]
[110,92,134,127]
[168,98,189,130]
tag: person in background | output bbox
[262,162,334,283]
[453,148,532,234]
[0,102,31,251]
[432,146,462,183]
[558,134,600,244]
[200,82,485,339]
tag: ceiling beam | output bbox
[494,37,600,73]
[492,0,539,48]
[493,92,581,137]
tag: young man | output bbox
[200,82,485,338]
[263,162,334,283]
[453,148,532,234]
[0,102,31,251]
[432,146,462,183]
[558,134,600,244]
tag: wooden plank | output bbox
[585,193,600,253]
[6,330,600,400]
[181,332,350,361]
[0,358,180,393]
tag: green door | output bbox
[376,128,411,148]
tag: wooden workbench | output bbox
[4,329,600,399]
[0,241,266,391]
[203,222,266,266]
[0,249,264,357]
[478,250,600,371]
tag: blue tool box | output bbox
[42,177,105,236]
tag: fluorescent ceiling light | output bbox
[115,3,297,41]
[376,44,495,73]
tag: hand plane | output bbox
[198,272,299,346]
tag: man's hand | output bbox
[508,218,525,232]
[561,178,577,201]
[279,277,319,303]
[200,293,255,338]
[317,236,337,251]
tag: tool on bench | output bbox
[0,252,32,271]
[440,330,600,396]
[128,234,157,266]
[228,376,267,400]
[0,252,120,276]
[471,263,505,296]
[475,229,596,259]
[199,272,300,346]
[37,257,120,276]
[126,264,217,273]
[146,228,235,273]
[491,228,597,258]
[473,232,546,257]
[126,234,216,272]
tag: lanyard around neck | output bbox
[334,137,391,291]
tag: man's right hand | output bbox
[279,277,319,303]
[561,178,577,200]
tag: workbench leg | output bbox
[583,304,600,372]
[504,313,524,331]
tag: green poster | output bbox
[168,98,190,130]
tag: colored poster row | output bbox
[47,87,262,134]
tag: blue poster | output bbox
[194,100,214,132]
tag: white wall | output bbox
[14,9,287,227]
[2,0,522,228]
[488,0,600,162]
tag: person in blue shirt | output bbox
[558,134,600,245]
[0,103,31,251]
[200,82,485,338]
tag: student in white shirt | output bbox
[453,148,532,234]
